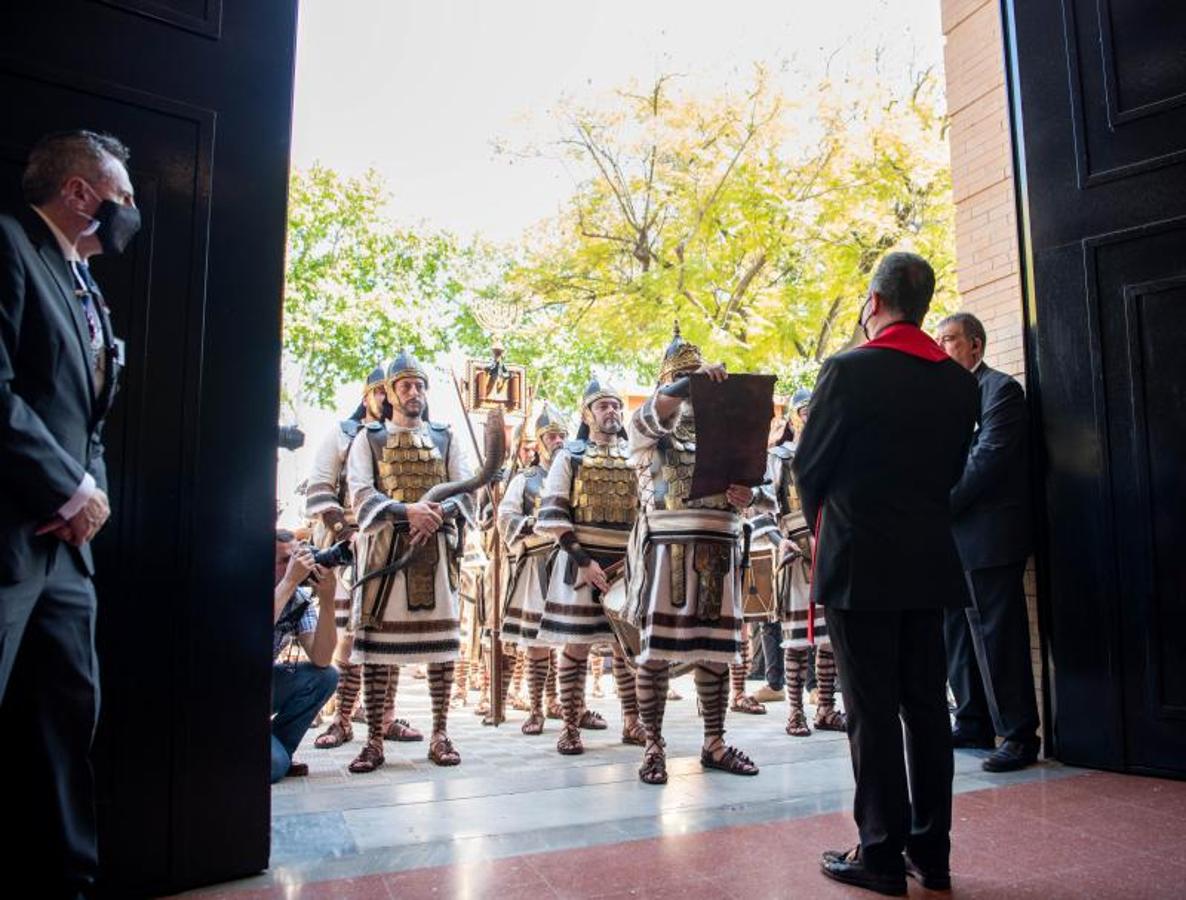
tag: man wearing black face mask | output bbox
[0,129,138,897]
[797,252,979,895]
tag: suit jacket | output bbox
[950,364,1032,570]
[792,333,979,611]
[0,207,119,584]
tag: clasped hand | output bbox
[35,489,110,547]
[406,500,444,547]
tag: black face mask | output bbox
[93,200,141,255]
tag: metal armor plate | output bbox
[378,427,449,610]
[570,441,637,526]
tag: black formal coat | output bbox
[792,329,979,611]
[950,364,1032,570]
[0,207,119,584]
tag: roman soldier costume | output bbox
[624,325,763,784]
[307,367,422,751]
[770,390,846,737]
[497,404,568,734]
[536,381,647,754]
[345,350,474,771]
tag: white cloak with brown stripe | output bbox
[344,420,473,665]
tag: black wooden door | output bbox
[1004,0,1186,776]
[0,1,297,893]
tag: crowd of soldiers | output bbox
[298,327,845,784]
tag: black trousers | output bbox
[0,545,100,898]
[825,607,953,873]
[760,620,785,689]
[943,561,1039,744]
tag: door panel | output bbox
[1005,0,1186,775]
[0,1,297,892]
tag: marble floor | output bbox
[174,671,1186,899]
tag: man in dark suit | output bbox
[936,312,1040,772]
[794,252,978,896]
[0,130,138,898]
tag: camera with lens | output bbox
[277,424,306,452]
[299,539,354,585]
[311,539,353,569]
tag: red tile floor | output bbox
[188,771,1186,899]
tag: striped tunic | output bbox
[303,422,358,630]
[767,442,829,649]
[497,466,555,647]
[626,395,774,665]
[345,420,473,664]
[534,440,634,646]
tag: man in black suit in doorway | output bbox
[0,130,139,898]
[936,312,1041,773]
[794,251,978,896]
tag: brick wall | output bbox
[940,0,1045,740]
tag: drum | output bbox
[600,568,638,659]
[742,545,776,621]
[601,571,694,677]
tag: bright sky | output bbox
[291,0,946,243]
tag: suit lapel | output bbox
[92,296,120,426]
[35,235,97,406]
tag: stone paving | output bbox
[186,669,1081,894]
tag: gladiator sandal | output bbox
[621,719,647,746]
[427,733,461,767]
[314,720,353,749]
[698,664,760,776]
[730,694,767,715]
[522,654,550,735]
[315,661,360,748]
[700,745,760,776]
[578,709,608,730]
[556,651,587,754]
[638,739,668,785]
[347,739,385,774]
[556,724,584,755]
[813,646,847,732]
[545,650,563,718]
[784,646,811,737]
[334,660,362,721]
[384,719,424,742]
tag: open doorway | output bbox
[236,1,969,891]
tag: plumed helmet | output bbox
[386,348,430,390]
[657,321,704,385]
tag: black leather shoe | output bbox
[982,739,1039,772]
[904,853,951,891]
[951,728,995,750]
[820,847,907,896]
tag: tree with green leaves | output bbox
[506,69,956,392]
[283,164,468,408]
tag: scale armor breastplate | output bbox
[571,440,637,526]
[374,427,449,501]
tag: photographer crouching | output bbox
[271,529,342,782]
